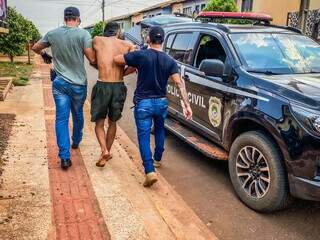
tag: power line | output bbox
[82,0,101,16]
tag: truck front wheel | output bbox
[228,131,291,212]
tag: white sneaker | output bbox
[143,172,158,187]
[153,160,162,168]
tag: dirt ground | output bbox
[0,114,15,181]
[0,68,51,239]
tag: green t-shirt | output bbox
[41,26,92,85]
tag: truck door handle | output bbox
[184,75,190,81]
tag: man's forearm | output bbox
[176,78,190,107]
[32,42,46,55]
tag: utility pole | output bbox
[102,0,105,22]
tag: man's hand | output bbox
[90,63,98,70]
[124,66,137,76]
[184,104,193,120]
[41,52,52,64]
[171,73,193,120]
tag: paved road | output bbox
[86,64,320,240]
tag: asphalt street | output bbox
[86,64,320,240]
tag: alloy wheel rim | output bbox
[236,146,270,199]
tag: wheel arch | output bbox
[224,116,290,162]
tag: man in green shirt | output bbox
[32,7,96,170]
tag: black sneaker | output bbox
[71,144,79,149]
[61,159,72,170]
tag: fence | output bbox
[287,9,320,41]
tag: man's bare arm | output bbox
[32,41,52,64]
[170,73,192,120]
[128,42,137,52]
[114,55,126,66]
[32,41,47,54]
[84,48,96,65]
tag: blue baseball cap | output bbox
[64,7,80,17]
[149,26,165,43]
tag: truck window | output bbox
[194,34,227,68]
[169,33,193,63]
[165,34,175,54]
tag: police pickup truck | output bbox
[125,12,320,212]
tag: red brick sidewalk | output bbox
[40,64,111,240]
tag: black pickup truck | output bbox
[125,13,320,212]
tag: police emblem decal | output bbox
[208,97,222,127]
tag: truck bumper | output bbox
[289,174,320,201]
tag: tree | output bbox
[91,21,105,38]
[203,0,250,24]
[204,0,238,12]
[25,19,41,43]
[0,7,40,63]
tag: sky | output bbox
[8,0,166,35]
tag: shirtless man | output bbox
[91,21,135,167]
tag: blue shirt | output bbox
[41,26,93,85]
[124,49,179,103]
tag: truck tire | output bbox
[228,131,291,212]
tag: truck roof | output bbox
[164,21,301,35]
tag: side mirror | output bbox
[199,59,224,77]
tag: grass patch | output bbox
[0,62,34,86]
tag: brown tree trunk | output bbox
[9,55,13,63]
[27,42,31,65]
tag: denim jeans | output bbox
[134,98,168,174]
[52,77,87,160]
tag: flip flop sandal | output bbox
[96,154,113,168]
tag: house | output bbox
[235,0,320,25]
[110,0,209,30]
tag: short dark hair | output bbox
[64,16,78,22]
[104,21,120,37]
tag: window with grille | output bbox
[183,7,192,16]
[241,0,253,12]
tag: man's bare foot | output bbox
[96,152,113,167]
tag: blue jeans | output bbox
[52,77,87,160]
[134,98,168,174]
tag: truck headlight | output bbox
[314,117,320,133]
[291,104,320,136]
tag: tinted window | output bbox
[170,33,193,63]
[195,34,227,68]
[165,34,175,54]
[230,33,320,74]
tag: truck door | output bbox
[182,33,230,142]
[164,31,198,119]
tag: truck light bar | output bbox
[196,11,273,23]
